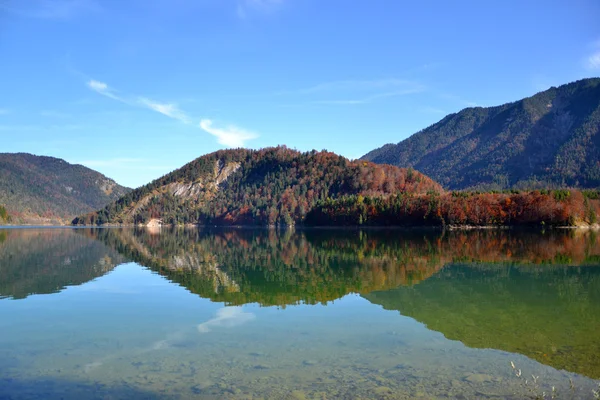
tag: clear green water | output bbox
[1,228,599,399]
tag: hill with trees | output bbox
[362,78,600,190]
[0,153,130,224]
[305,188,600,227]
[72,146,441,226]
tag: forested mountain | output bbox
[0,153,130,224]
[73,146,441,226]
[362,78,600,190]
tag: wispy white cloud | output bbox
[200,119,258,147]
[138,98,190,124]
[86,80,187,120]
[0,0,99,19]
[86,80,128,103]
[85,78,259,147]
[586,51,600,70]
[236,0,283,19]
[197,307,255,333]
[583,39,600,70]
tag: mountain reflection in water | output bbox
[2,226,599,389]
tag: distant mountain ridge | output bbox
[0,153,130,224]
[362,78,600,189]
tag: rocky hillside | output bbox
[0,153,130,224]
[362,78,600,190]
[73,146,441,226]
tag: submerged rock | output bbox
[464,373,493,383]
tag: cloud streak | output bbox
[586,51,600,70]
[85,79,258,147]
[87,80,128,103]
[138,98,190,124]
[583,39,600,70]
[200,119,258,147]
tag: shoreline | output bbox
[3,223,599,230]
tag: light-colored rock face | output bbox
[166,160,241,200]
[215,160,240,187]
[167,181,206,198]
[116,159,242,225]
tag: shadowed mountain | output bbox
[364,262,600,379]
[362,78,600,189]
[0,229,126,299]
[0,153,130,224]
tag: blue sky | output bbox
[1,0,599,188]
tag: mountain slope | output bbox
[362,78,600,189]
[0,153,130,223]
[73,146,442,226]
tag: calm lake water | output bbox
[1,227,599,399]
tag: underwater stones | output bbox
[191,380,213,394]
[291,390,307,399]
[373,386,393,395]
[464,373,493,383]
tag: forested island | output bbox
[72,147,600,228]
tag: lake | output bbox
[1,227,599,399]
